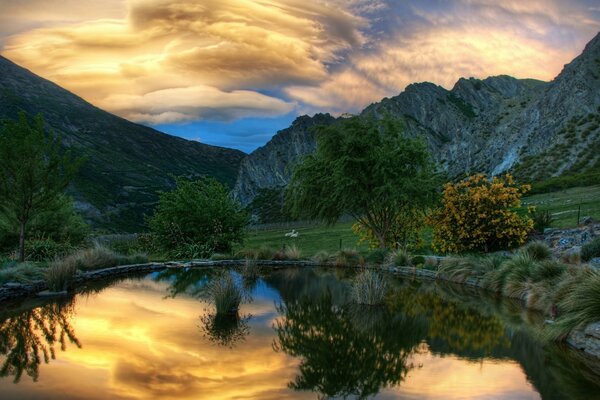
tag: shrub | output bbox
[352,208,425,250]
[204,273,243,315]
[334,249,364,267]
[521,241,551,261]
[352,270,388,305]
[411,255,425,266]
[148,177,248,257]
[24,236,73,262]
[581,237,600,261]
[239,247,274,260]
[531,208,553,232]
[428,174,533,253]
[45,261,77,292]
[365,249,388,266]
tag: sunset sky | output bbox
[1,0,599,152]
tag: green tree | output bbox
[286,117,439,249]
[148,177,248,257]
[0,113,82,261]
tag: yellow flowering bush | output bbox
[428,174,533,253]
[352,207,425,250]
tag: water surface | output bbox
[0,267,599,399]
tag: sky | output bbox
[1,0,599,153]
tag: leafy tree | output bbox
[428,174,533,253]
[0,113,83,261]
[286,117,439,249]
[148,177,248,258]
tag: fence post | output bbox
[339,238,342,250]
[577,202,581,226]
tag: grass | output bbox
[581,237,600,261]
[204,272,243,315]
[50,245,148,273]
[352,270,388,305]
[46,261,77,292]
[0,262,47,284]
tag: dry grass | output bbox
[352,270,388,305]
[334,249,364,268]
[46,262,77,292]
[54,245,148,272]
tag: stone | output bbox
[37,290,68,298]
[585,322,600,340]
[590,258,600,268]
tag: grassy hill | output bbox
[0,56,245,231]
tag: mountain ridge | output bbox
[233,32,600,206]
[0,55,245,231]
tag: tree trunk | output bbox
[19,221,26,262]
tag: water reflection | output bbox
[0,298,80,382]
[199,312,251,348]
[273,292,427,399]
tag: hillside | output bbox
[233,32,600,206]
[0,56,245,231]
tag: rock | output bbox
[585,322,600,340]
[37,290,68,298]
[590,258,600,268]
[582,216,596,225]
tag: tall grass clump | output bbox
[312,251,331,266]
[352,270,388,305]
[365,249,388,266]
[46,261,77,292]
[283,244,302,260]
[205,273,243,315]
[501,253,537,299]
[0,262,46,284]
[334,249,364,267]
[437,256,481,283]
[581,237,600,262]
[241,258,260,280]
[57,245,148,271]
[546,269,600,340]
[521,241,552,261]
[387,248,411,267]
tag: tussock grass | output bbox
[55,245,148,272]
[352,270,388,305]
[205,273,243,315]
[46,262,77,292]
[311,251,331,265]
[581,237,600,262]
[521,241,552,261]
[283,245,302,260]
[334,249,364,267]
[387,248,411,267]
[241,258,260,280]
[0,262,46,284]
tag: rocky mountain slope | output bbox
[234,32,600,206]
[0,56,245,231]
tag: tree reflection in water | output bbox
[273,292,427,399]
[0,298,80,382]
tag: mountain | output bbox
[233,32,600,206]
[0,56,245,231]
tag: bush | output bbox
[45,261,77,292]
[148,177,248,257]
[531,208,553,232]
[204,272,243,315]
[428,174,533,253]
[352,270,388,305]
[365,249,388,266]
[352,208,425,250]
[24,236,73,262]
[411,255,425,266]
[521,241,551,261]
[581,237,600,261]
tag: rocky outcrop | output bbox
[233,32,600,206]
[233,113,336,205]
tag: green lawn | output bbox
[522,184,600,228]
[240,185,600,256]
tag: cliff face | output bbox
[0,56,245,231]
[233,113,336,205]
[233,33,600,205]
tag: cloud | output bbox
[104,85,295,124]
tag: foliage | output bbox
[352,207,425,250]
[387,248,411,267]
[247,186,290,223]
[286,116,439,249]
[273,293,425,398]
[202,272,244,315]
[148,177,248,257]
[0,113,83,261]
[530,208,553,232]
[364,248,388,266]
[429,174,533,253]
[352,270,388,305]
[45,261,77,292]
[199,312,251,348]
[581,237,600,261]
[23,237,73,262]
[311,251,332,265]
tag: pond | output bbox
[0,267,599,399]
